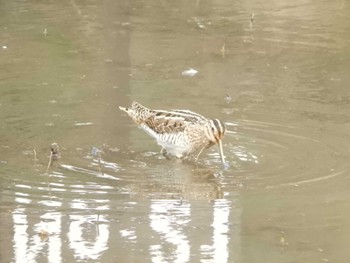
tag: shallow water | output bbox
[1,0,350,262]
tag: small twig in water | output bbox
[249,13,255,41]
[46,151,53,174]
[96,212,100,236]
[250,13,255,25]
[220,43,226,59]
[91,147,104,175]
[33,149,38,167]
[98,151,103,175]
[97,212,100,223]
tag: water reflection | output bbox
[13,210,62,263]
[10,178,238,263]
[149,199,234,263]
[150,200,191,263]
[5,147,239,263]
[68,214,109,261]
[125,161,224,200]
[12,208,110,262]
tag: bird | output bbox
[119,101,226,164]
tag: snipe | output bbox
[119,101,226,164]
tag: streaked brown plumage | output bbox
[119,101,226,164]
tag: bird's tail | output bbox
[119,101,151,122]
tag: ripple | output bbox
[273,170,346,188]
[223,117,350,189]
[60,164,120,181]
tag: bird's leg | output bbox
[195,146,206,163]
[184,146,195,161]
[160,148,171,159]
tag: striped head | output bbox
[206,119,226,144]
[205,119,226,164]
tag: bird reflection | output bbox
[126,160,224,201]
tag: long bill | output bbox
[218,140,226,164]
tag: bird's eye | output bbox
[211,127,215,132]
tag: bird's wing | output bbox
[144,110,204,134]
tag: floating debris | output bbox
[220,43,226,58]
[38,230,49,241]
[33,149,38,167]
[91,146,104,158]
[249,13,255,41]
[46,142,60,173]
[196,22,206,29]
[280,230,288,252]
[2,45,7,49]
[74,122,94,126]
[250,13,255,25]
[90,146,104,174]
[190,17,209,30]
[182,68,198,77]
[108,147,120,152]
[224,94,233,104]
[51,143,60,159]
[121,22,131,27]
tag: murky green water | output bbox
[1,0,350,262]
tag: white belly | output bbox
[156,133,191,158]
[140,125,193,158]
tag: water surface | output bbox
[1,0,350,262]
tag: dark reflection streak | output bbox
[101,0,131,128]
